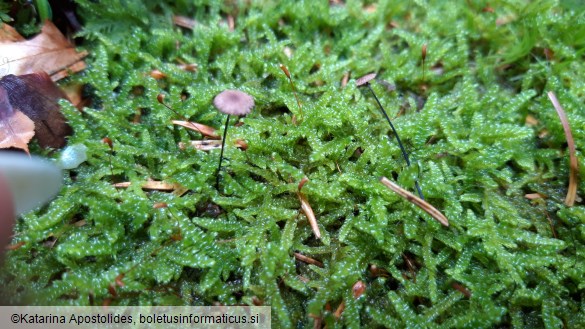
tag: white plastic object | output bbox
[59,143,88,169]
[0,153,62,215]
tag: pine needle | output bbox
[547,91,579,206]
[172,120,219,139]
[294,252,324,267]
[297,176,321,239]
[113,180,181,191]
[379,177,449,226]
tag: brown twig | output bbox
[102,137,115,184]
[451,282,471,298]
[547,91,579,206]
[294,252,324,267]
[544,209,558,239]
[379,177,449,226]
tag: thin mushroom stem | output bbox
[216,114,231,189]
[279,64,303,121]
[422,44,427,85]
[158,94,207,137]
[212,89,255,190]
[365,83,424,200]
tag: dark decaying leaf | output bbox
[0,87,35,153]
[0,72,72,148]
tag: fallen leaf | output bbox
[0,57,8,77]
[0,23,24,42]
[0,72,72,148]
[0,172,15,249]
[0,87,35,153]
[61,82,85,109]
[548,91,579,206]
[0,20,87,81]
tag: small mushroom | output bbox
[212,90,254,189]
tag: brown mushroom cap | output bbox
[355,73,377,87]
[213,90,255,116]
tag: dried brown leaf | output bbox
[61,82,85,109]
[0,105,35,154]
[0,21,87,81]
[0,24,25,42]
[1,72,72,148]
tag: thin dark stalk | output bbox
[216,114,230,189]
[158,94,206,136]
[366,83,424,200]
[279,64,303,120]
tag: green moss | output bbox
[1,0,584,327]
